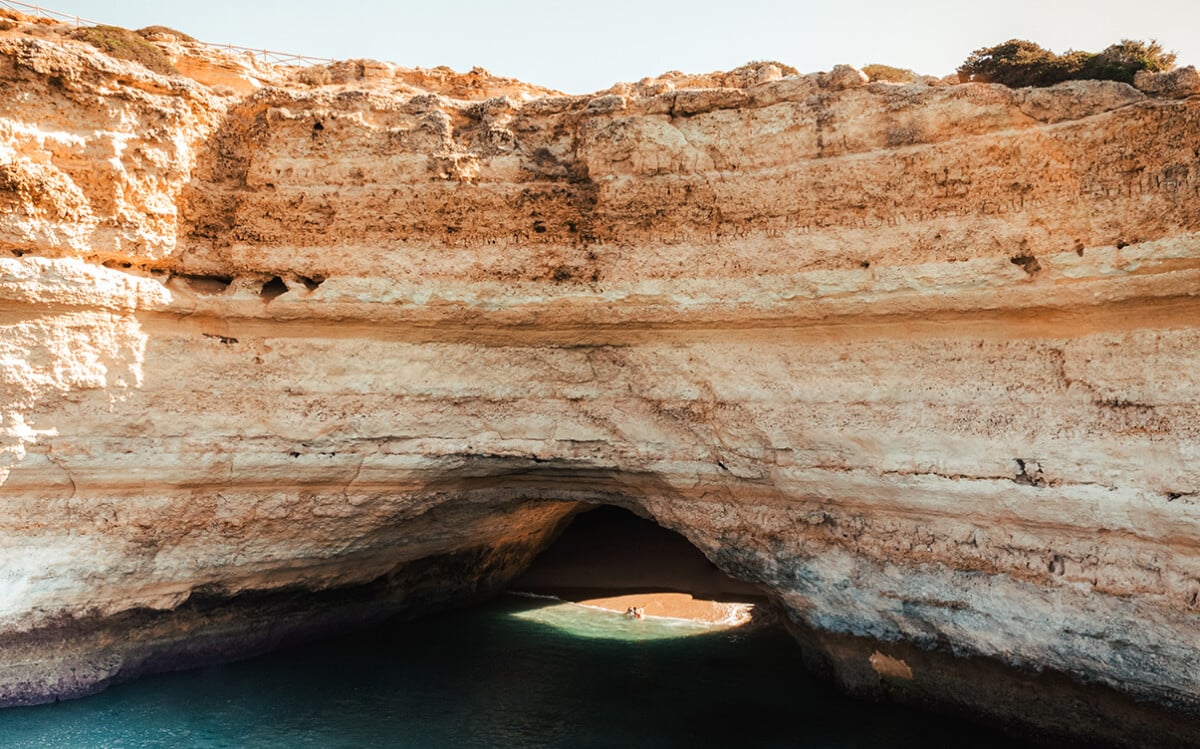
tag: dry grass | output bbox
[739,59,800,76]
[863,64,917,83]
[136,25,196,42]
[295,64,332,86]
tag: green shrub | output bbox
[957,39,1075,86]
[1078,39,1177,83]
[70,25,177,75]
[958,38,1176,88]
[136,25,196,43]
[862,64,917,83]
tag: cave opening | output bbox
[0,503,1032,748]
[509,504,768,627]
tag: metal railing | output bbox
[205,43,334,67]
[0,0,94,25]
[0,0,335,66]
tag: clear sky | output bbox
[29,0,1200,93]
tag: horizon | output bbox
[9,0,1198,93]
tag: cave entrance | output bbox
[509,505,767,626]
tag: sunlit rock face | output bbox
[1,13,1199,746]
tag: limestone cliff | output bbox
[1,11,1199,746]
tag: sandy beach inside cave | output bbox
[549,592,757,625]
[510,507,769,625]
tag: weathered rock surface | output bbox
[1,13,1199,746]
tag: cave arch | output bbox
[509,504,767,624]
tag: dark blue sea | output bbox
[0,595,1030,748]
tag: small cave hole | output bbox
[1010,255,1041,275]
[1047,555,1066,576]
[260,276,289,302]
[185,275,234,295]
[299,275,325,291]
[312,120,325,134]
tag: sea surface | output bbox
[0,595,1032,748]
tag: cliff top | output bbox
[3,6,1196,104]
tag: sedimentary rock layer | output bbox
[1,13,1199,746]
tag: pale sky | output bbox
[34,0,1200,93]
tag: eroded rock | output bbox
[0,17,1199,748]
[1135,65,1200,98]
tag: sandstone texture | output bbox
[1,12,1199,746]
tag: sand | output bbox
[567,592,756,625]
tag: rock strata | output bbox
[1,12,1199,746]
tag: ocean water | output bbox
[0,596,1031,748]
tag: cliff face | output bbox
[2,14,1200,746]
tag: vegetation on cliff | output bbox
[958,39,1176,87]
[135,25,196,43]
[737,59,800,77]
[69,25,177,75]
[862,64,917,83]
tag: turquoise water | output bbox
[0,596,1031,748]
